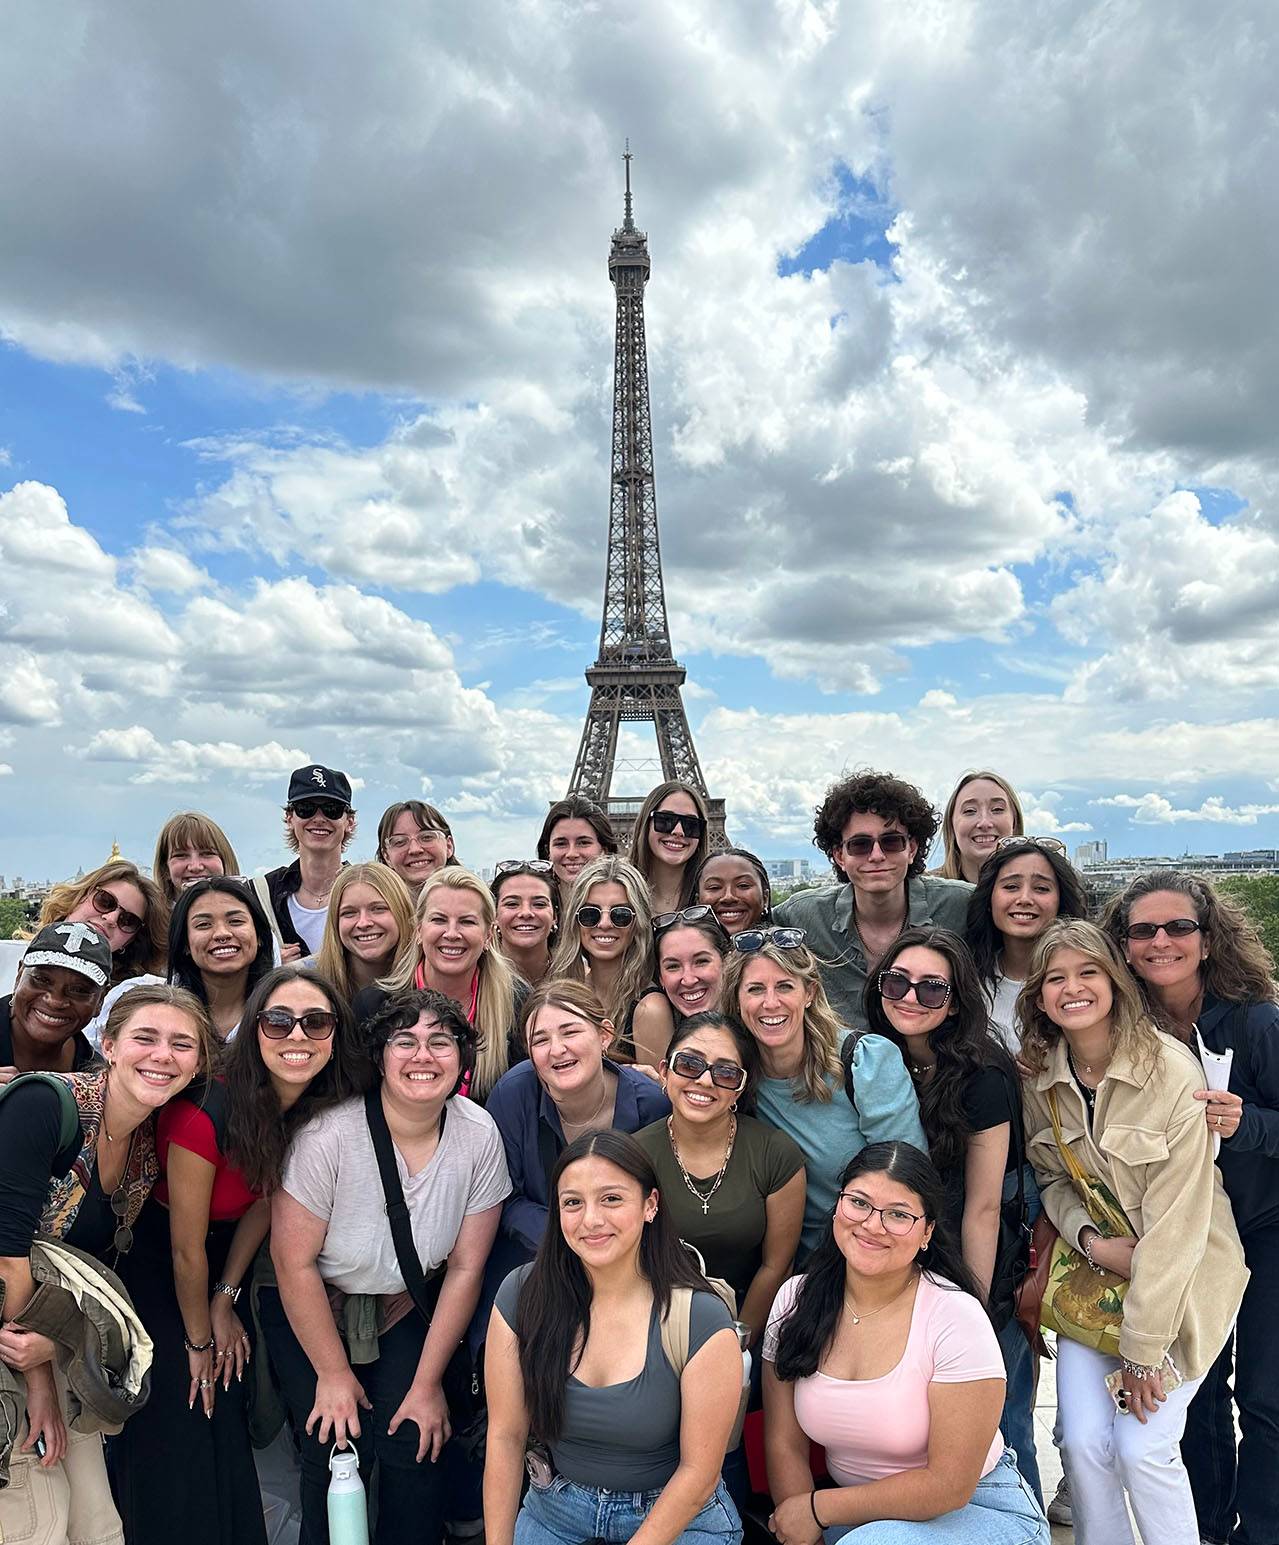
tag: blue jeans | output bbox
[517,1475,741,1545]
[996,1316,1042,1505]
[820,1449,1049,1543]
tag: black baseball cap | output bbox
[22,921,113,988]
[286,765,354,808]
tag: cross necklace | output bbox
[668,1115,737,1214]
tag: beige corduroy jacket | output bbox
[1023,1029,1247,1378]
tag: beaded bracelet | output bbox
[183,1335,215,1353]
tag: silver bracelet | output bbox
[1120,1358,1161,1379]
[1080,1233,1106,1276]
[212,1280,241,1302]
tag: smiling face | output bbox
[835,1169,933,1282]
[418,888,487,980]
[287,803,355,858]
[337,882,401,967]
[991,853,1060,943]
[879,944,952,1044]
[657,926,724,1017]
[11,965,103,1052]
[696,854,765,934]
[383,810,453,890]
[557,1155,657,1272]
[547,818,606,889]
[735,955,813,1061]
[952,777,1016,879]
[166,841,226,891]
[187,890,259,977]
[832,813,916,896]
[67,880,147,954]
[647,791,701,871]
[381,1011,461,1108]
[103,1003,203,1111]
[527,1002,611,1099]
[257,977,335,1094]
[1123,890,1208,996]
[1038,945,1115,1037]
[496,876,556,954]
[663,1023,743,1129]
[577,881,635,964]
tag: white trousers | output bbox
[0,1372,124,1545]
[1056,1337,1202,1545]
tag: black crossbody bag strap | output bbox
[363,1086,445,1324]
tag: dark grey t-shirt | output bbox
[495,1264,733,1490]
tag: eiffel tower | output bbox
[565,149,727,851]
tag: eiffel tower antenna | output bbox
[564,148,727,850]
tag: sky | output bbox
[2,0,1279,884]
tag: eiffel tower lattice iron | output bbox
[565,149,727,851]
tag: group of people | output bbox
[0,760,1274,1545]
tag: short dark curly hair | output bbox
[812,769,938,883]
[362,988,477,1097]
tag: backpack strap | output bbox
[0,1071,80,1153]
[659,1286,694,1376]
[251,875,285,951]
[840,1030,866,1113]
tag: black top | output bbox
[0,1080,115,1257]
[940,1063,1020,1232]
[1200,992,1279,1236]
[264,861,310,957]
[0,995,97,1074]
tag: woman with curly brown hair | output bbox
[1103,872,1279,1545]
[26,858,168,986]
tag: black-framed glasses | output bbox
[256,1008,337,1040]
[289,798,349,821]
[837,1191,924,1235]
[878,970,952,1009]
[995,835,1067,856]
[1125,917,1201,941]
[90,887,144,935]
[839,832,909,858]
[495,859,554,876]
[576,904,636,928]
[731,926,806,954]
[653,904,715,932]
[651,810,705,838]
[110,1186,134,1255]
[668,1048,748,1092]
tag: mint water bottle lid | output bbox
[329,1445,361,1477]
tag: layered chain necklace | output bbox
[668,1114,737,1215]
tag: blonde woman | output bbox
[152,813,239,905]
[25,858,169,986]
[357,868,527,1102]
[314,862,415,1001]
[933,771,1025,884]
[547,856,666,1062]
[1018,918,1246,1545]
[722,933,925,1259]
[627,779,712,915]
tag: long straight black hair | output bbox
[771,1142,983,1382]
[167,877,276,1008]
[515,1129,711,1441]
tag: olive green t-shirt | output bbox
[635,1114,804,1303]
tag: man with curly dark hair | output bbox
[774,769,973,1029]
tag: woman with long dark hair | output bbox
[965,837,1089,1055]
[628,780,712,916]
[484,1129,743,1545]
[763,1142,1048,1545]
[113,965,361,1545]
[537,796,618,892]
[167,877,276,1041]
[864,927,1039,1499]
[640,910,732,1065]
[1102,871,1279,1545]
[491,861,561,988]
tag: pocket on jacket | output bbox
[1099,1124,1169,1167]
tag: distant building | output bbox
[1074,839,1108,865]
[765,859,814,882]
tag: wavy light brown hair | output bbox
[151,812,240,905]
[627,780,711,907]
[520,978,615,1050]
[101,982,218,1077]
[547,857,655,1034]
[29,860,169,985]
[314,862,416,1002]
[722,938,843,1103]
[934,770,1026,880]
[1017,918,1163,1076]
[1100,870,1277,1014]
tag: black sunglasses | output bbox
[650,810,706,838]
[840,831,909,857]
[257,1007,337,1040]
[653,904,715,933]
[878,969,951,1010]
[576,904,637,928]
[110,1186,134,1255]
[731,926,806,953]
[1125,917,1201,941]
[290,798,349,821]
[668,1048,747,1092]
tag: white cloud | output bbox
[78,727,311,785]
[129,546,209,594]
[1093,794,1279,826]
[0,763,12,776]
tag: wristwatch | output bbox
[212,1280,241,1302]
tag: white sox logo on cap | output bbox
[310,768,327,787]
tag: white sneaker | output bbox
[1046,1475,1072,1527]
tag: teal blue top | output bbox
[754,1031,927,1256]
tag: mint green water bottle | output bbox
[327,1446,370,1545]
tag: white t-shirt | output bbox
[282,1095,511,1294]
[287,894,328,956]
[987,972,1024,1056]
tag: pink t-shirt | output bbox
[763,1273,1006,1485]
